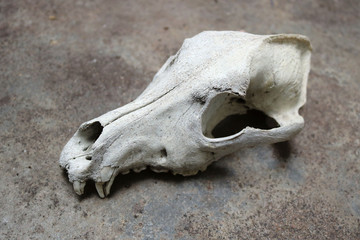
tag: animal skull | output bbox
[60,31,311,198]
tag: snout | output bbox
[59,121,104,178]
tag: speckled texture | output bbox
[0,0,359,239]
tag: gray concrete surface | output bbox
[1,0,359,239]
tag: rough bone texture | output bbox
[60,31,311,198]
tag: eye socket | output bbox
[201,93,279,138]
[211,109,279,138]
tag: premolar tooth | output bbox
[95,182,105,198]
[73,181,86,195]
[133,166,146,173]
[150,167,169,173]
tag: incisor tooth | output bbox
[95,182,105,198]
[73,181,86,195]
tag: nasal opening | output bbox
[77,121,103,151]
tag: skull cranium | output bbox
[59,31,311,198]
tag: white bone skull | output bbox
[60,31,311,198]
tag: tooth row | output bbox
[74,165,175,198]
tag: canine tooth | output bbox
[100,166,115,182]
[73,181,86,195]
[95,182,105,198]
[105,171,117,196]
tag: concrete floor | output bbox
[1,0,359,239]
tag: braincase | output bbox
[170,31,260,72]
[139,31,311,111]
[247,35,311,124]
[166,32,265,83]
[140,31,264,99]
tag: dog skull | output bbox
[60,31,311,198]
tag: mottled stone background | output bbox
[0,0,359,239]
